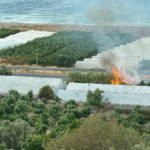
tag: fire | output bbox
[110,68,120,85]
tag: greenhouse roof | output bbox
[57,83,150,106]
[0,76,66,95]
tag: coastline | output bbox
[1,22,150,37]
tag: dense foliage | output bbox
[0,28,20,38]
[48,115,141,150]
[0,65,12,75]
[0,31,136,67]
[137,80,150,86]
[1,88,150,149]
[68,72,117,84]
[87,88,104,108]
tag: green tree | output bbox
[48,114,141,150]
[27,90,33,101]
[38,85,54,99]
[87,88,104,107]
[0,119,31,150]
[0,65,12,75]
[14,100,28,113]
[20,135,45,150]
[49,102,61,120]
[0,143,6,150]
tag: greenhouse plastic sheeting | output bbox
[0,76,67,95]
[0,30,55,50]
[66,83,150,95]
[74,37,150,70]
[57,90,150,106]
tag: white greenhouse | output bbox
[0,30,55,50]
[0,76,67,95]
[57,83,150,106]
[75,37,150,71]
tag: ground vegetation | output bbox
[0,31,136,67]
[0,88,150,149]
[0,28,20,38]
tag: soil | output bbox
[1,22,150,37]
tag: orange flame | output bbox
[110,68,120,85]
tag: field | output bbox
[0,28,20,38]
[0,31,136,67]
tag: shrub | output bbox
[0,143,6,150]
[58,117,68,126]
[53,55,72,67]
[20,135,45,150]
[66,112,75,121]
[69,119,83,132]
[9,89,20,101]
[82,106,91,117]
[42,98,47,104]
[87,88,104,108]
[27,90,33,101]
[0,65,12,75]
[49,103,61,120]
[36,124,48,134]
[14,100,28,113]
[38,85,54,99]
[64,100,77,108]
[48,115,141,150]
[20,95,29,101]
[54,96,61,102]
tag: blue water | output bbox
[0,0,150,26]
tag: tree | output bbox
[14,100,28,113]
[20,135,45,150]
[87,88,104,107]
[48,114,141,150]
[49,102,61,120]
[0,143,6,150]
[0,65,12,75]
[38,85,54,99]
[27,90,33,101]
[0,119,31,150]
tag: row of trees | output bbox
[0,31,136,67]
[0,28,20,38]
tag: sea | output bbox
[0,0,150,26]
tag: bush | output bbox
[0,65,12,75]
[27,90,33,101]
[49,103,61,120]
[20,135,45,150]
[42,98,47,104]
[82,106,91,117]
[36,124,48,134]
[20,95,29,101]
[54,96,61,102]
[58,117,68,126]
[53,55,72,67]
[64,100,77,108]
[66,112,75,121]
[0,143,6,150]
[87,88,104,108]
[9,89,20,101]
[48,115,141,150]
[14,100,28,113]
[38,85,54,99]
